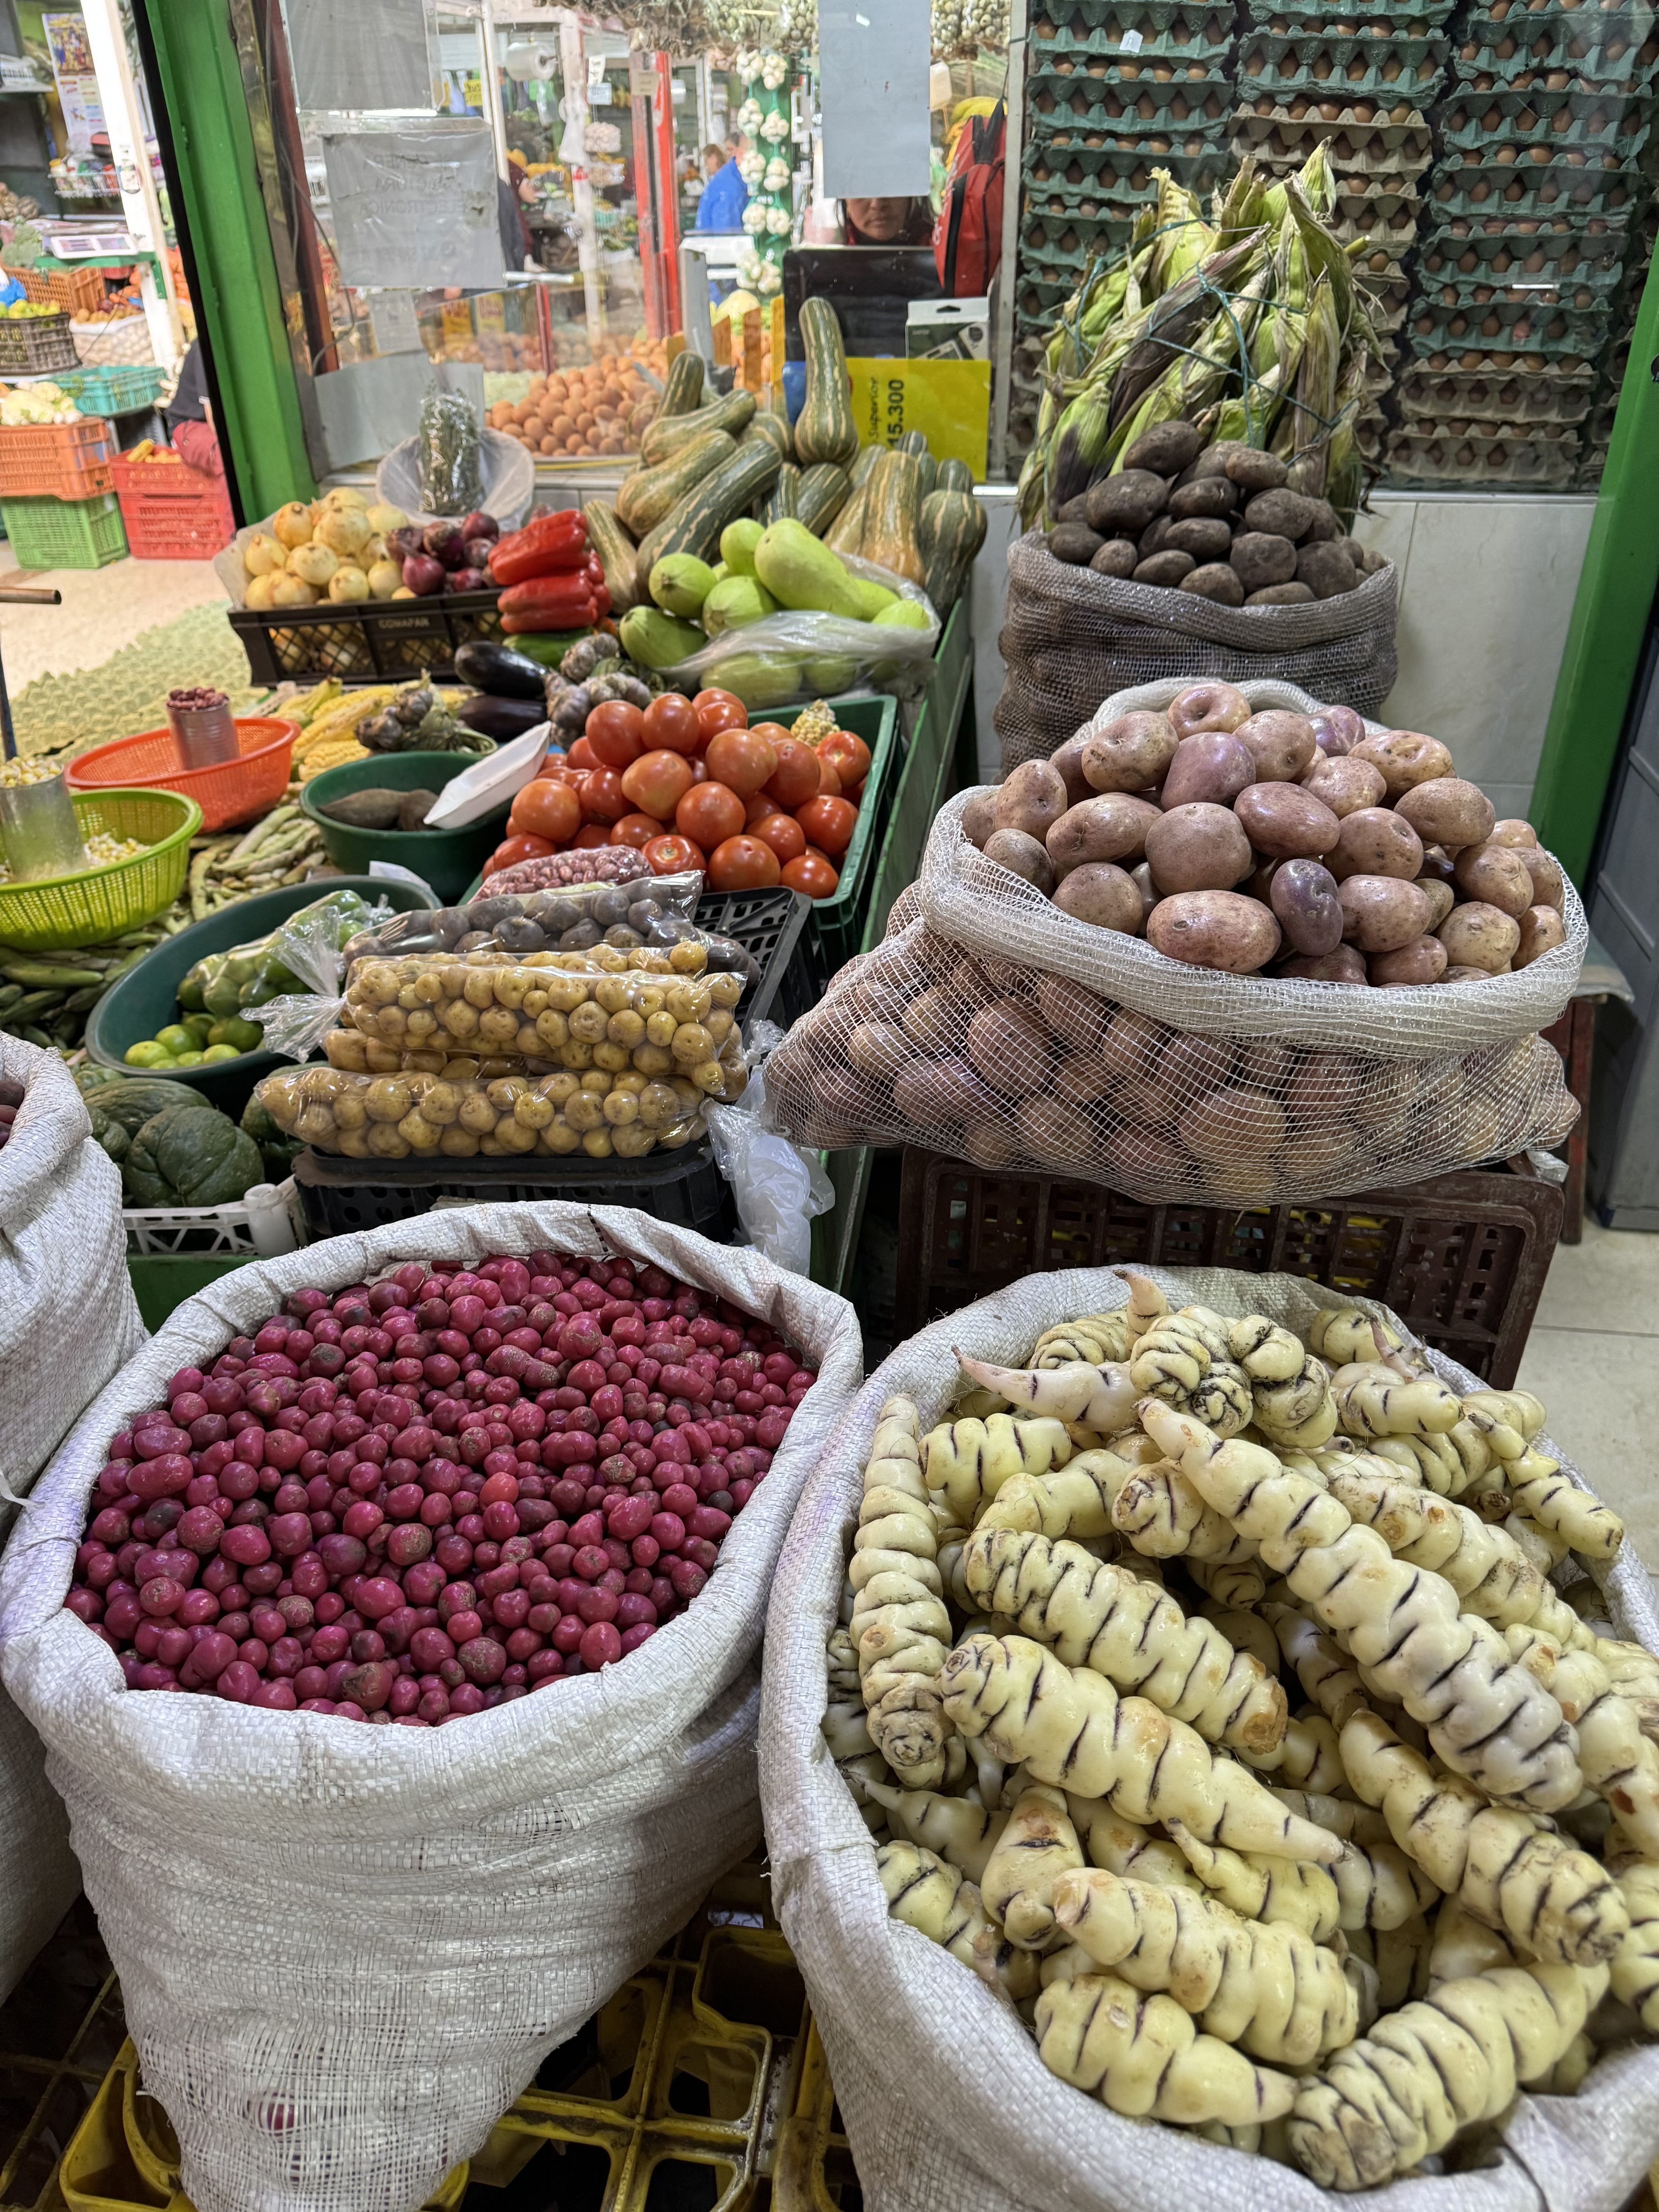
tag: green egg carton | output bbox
[1403,292,1613,358]
[1243,0,1457,24]
[1231,101,1434,172]
[1437,85,1653,149]
[1027,125,1231,175]
[1029,7,1237,60]
[1425,156,1641,219]
[1335,181,1426,222]
[1235,27,1450,87]
[1417,230,1627,291]
[1016,275,1085,321]
[1384,427,1582,486]
[1062,0,1237,26]
[1451,34,1658,87]
[1026,142,1233,198]
[1029,75,1235,132]
[1395,361,1599,419]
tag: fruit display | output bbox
[0,378,80,424]
[238,488,418,611]
[60,1245,821,1714]
[828,1278,1652,2181]
[485,346,662,461]
[966,682,1566,982]
[1017,151,1383,538]
[481,687,868,900]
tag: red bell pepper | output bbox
[488,508,587,589]
[503,599,596,635]
[497,569,600,622]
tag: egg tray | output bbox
[1028,9,1239,62]
[1383,429,1583,484]
[1335,182,1427,225]
[1235,28,1451,85]
[1402,295,1613,357]
[1232,102,1434,162]
[1437,86,1654,148]
[1242,0,1457,25]
[1016,274,1087,323]
[1230,130,1433,192]
[1053,0,1239,27]
[1451,33,1659,87]
[1025,145,1235,203]
[1027,124,1238,173]
[1394,361,1599,417]
[1426,158,1644,220]
[1028,76,1235,129]
[1027,56,1236,104]
[1415,263,1628,311]
[1022,224,1131,278]
[1387,409,1586,448]
[1423,206,1637,251]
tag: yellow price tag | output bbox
[440,301,473,350]
[843,357,990,479]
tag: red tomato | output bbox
[814,756,843,799]
[620,748,697,819]
[508,778,581,843]
[485,833,554,877]
[694,695,748,744]
[707,835,783,892]
[643,833,705,875]
[705,726,779,798]
[676,779,746,849]
[693,687,746,716]
[763,737,821,809]
[795,794,858,857]
[567,735,599,772]
[752,811,806,866]
[610,811,666,849]
[580,767,630,825]
[744,790,780,827]
[642,692,701,755]
[574,823,612,849]
[585,699,646,769]
[841,777,866,806]
[781,849,840,898]
[818,731,872,786]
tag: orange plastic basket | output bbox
[65,715,298,832]
[0,415,115,497]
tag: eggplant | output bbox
[457,694,548,741]
[453,639,549,701]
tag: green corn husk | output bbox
[1289,273,1340,491]
[1108,230,1266,436]
[1212,354,1291,448]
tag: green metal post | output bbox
[134,0,314,516]
[1530,251,1659,884]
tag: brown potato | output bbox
[1085,468,1169,536]
[1168,476,1238,520]
[1101,1008,1166,1080]
[1269,858,1344,954]
[1102,1126,1191,1188]
[1131,860,1157,923]
[1123,421,1203,476]
[1116,1079,1170,1129]
[1167,681,1250,740]
[1019,1096,1095,1165]
[1369,936,1449,987]
[1161,731,1255,809]
[1300,753,1388,817]
[1489,817,1538,848]
[1145,802,1253,893]
[994,758,1070,841]
[1278,946,1368,983]
[1053,862,1144,932]
[894,1056,1000,1124]
[961,790,998,848]
[1147,890,1282,972]
[1091,539,1141,579]
[1162,514,1231,563]
[1519,846,1565,912]
[1394,776,1496,852]
[982,828,1056,894]
[1055,1054,1114,1105]
[1036,973,1108,1050]
[1285,1051,1365,1121]
[1082,711,1179,793]
[1223,446,1289,492]
[1295,542,1361,600]
[1338,874,1433,953]
[966,1000,1053,1094]
[1453,839,1534,919]
[1414,876,1456,931]
[1139,515,1172,560]
[1157,1032,1236,1096]
[901,986,963,1053]
[1436,902,1521,974]
[1514,905,1567,968]
[1180,563,1247,606]
[1310,705,1367,757]
[1135,550,1196,588]
[1230,533,1298,591]
[1247,583,1316,606]
[1238,1038,1294,1089]
[1291,1121,1363,1182]
[1442,964,1499,983]
[1330,807,1425,882]
[964,1123,1023,1170]
[1242,488,1322,541]
[1049,524,1104,565]
[1202,1158,1282,1203]
[1181,1085,1286,1164]
[1352,729,1455,800]
[1235,783,1340,859]
[1048,732,1094,807]
[1233,709,1319,782]
[1048,792,1162,874]
[846,1020,910,1078]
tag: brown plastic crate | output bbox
[227,591,503,684]
[0,314,77,377]
[5,265,108,317]
[894,1148,1563,1386]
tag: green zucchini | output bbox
[762,462,801,526]
[796,462,851,535]
[638,388,756,468]
[658,349,705,420]
[919,484,987,613]
[615,428,736,537]
[634,440,782,596]
[584,500,643,612]
[794,297,858,470]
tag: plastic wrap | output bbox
[415,385,482,517]
[705,1034,833,1277]
[341,874,707,964]
[666,559,941,711]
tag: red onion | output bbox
[402,553,446,597]
[67,1250,817,1727]
[459,510,500,544]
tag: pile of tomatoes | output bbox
[483,689,868,900]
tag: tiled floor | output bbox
[0,541,226,691]
[1518,1216,1659,1589]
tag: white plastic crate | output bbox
[122,1177,303,1258]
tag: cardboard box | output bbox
[906,297,989,360]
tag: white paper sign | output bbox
[288,0,439,114]
[818,0,931,198]
[368,289,421,356]
[323,127,505,290]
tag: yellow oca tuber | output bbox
[1288,1956,1607,2188]
[953,1350,1138,1436]
[850,1396,955,1786]
[1036,1972,1297,2128]
[875,1840,1041,2003]
[1507,1447,1626,1561]
[962,1523,1288,1753]
[1128,1309,1255,1437]
[939,1632,1342,1863]
[1139,1400,1582,1810]
[981,1785,1086,1948]
[972,1449,1135,1542]
[1031,1310,1135,1367]
[921,1412,1073,1528]
[1503,1626,1659,1855]
[1607,1827,1659,2031]
[1111,1458,1261,1565]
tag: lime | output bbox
[199,1043,241,1063]
[208,1016,264,1052]
[123,1040,176,1068]
[155,1023,196,1054]
[182,1012,215,1043]
[172,1051,206,1067]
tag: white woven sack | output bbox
[0,1203,862,2212]
[0,1034,142,2000]
[760,1264,1659,2212]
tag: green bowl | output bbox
[83,874,438,1117]
[299,752,510,904]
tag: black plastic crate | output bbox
[294,1142,737,1242]
[695,885,819,1030]
[228,591,504,686]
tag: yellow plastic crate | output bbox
[0,788,198,950]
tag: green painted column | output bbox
[1530,251,1659,884]
[134,0,314,517]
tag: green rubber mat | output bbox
[12,599,262,760]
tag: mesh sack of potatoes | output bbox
[759,1262,1659,2212]
[995,530,1400,774]
[765,682,1582,1206]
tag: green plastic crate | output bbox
[127,1254,258,1333]
[0,488,126,569]
[797,692,900,974]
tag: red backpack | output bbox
[934,98,1005,296]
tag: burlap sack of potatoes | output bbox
[765,680,1582,1206]
[760,1262,1659,2212]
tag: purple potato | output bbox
[1269,857,1344,955]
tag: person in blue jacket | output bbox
[697,132,750,230]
